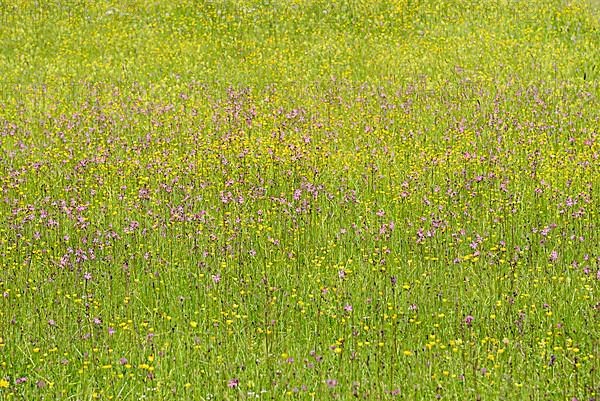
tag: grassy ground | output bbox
[0,1,599,400]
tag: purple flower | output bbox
[108,327,116,335]
[344,304,353,312]
[212,274,221,284]
[326,379,338,388]
[464,315,474,326]
[83,272,92,281]
[119,357,128,365]
[15,377,27,385]
[227,378,239,388]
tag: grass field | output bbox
[0,1,599,399]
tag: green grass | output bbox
[0,0,598,400]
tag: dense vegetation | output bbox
[0,1,598,399]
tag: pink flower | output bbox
[227,378,239,388]
[464,315,474,326]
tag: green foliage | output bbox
[0,0,598,400]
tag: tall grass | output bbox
[0,0,598,399]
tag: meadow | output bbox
[0,0,599,399]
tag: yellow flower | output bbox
[0,378,9,388]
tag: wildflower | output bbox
[228,378,239,388]
[326,379,337,388]
[0,378,8,388]
[464,315,474,326]
[549,250,558,262]
[15,377,27,385]
[83,272,92,281]
[344,304,353,312]
[212,274,221,284]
